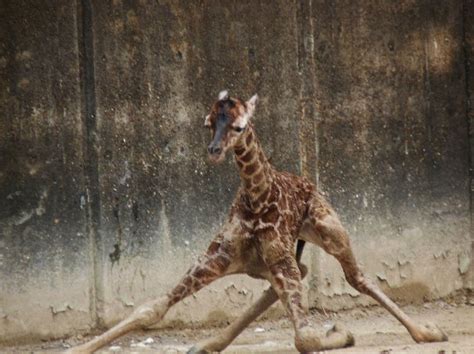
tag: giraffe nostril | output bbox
[208,145,222,155]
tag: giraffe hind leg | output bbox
[187,262,309,353]
[305,196,447,344]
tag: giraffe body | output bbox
[68,91,447,353]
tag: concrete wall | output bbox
[309,0,472,309]
[0,1,93,342]
[0,0,472,344]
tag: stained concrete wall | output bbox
[0,1,93,343]
[308,0,472,309]
[0,0,472,344]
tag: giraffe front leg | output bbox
[67,247,233,354]
[266,256,354,352]
[187,262,309,354]
[187,286,278,354]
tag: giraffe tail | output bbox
[296,239,306,263]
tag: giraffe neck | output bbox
[234,124,274,211]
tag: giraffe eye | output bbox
[233,126,244,133]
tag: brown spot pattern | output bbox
[261,204,280,224]
[244,162,258,175]
[241,150,254,163]
[245,131,253,145]
[207,241,221,255]
[234,146,245,155]
[253,171,264,185]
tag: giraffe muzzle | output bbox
[207,144,226,164]
[208,145,222,155]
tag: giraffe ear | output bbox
[235,93,259,128]
[246,94,258,117]
[204,114,211,127]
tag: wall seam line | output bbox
[461,0,473,289]
[77,0,104,328]
[295,0,322,309]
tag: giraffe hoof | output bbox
[294,326,323,352]
[413,322,448,343]
[187,345,211,354]
[326,323,355,348]
[295,324,354,352]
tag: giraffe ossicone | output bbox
[218,89,229,100]
[68,91,448,354]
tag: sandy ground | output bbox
[3,301,474,353]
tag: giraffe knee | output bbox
[130,297,169,327]
[313,218,351,256]
[344,271,370,295]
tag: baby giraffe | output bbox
[69,90,447,353]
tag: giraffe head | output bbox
[205,90,258,163]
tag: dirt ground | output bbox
[3,300,474,353]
